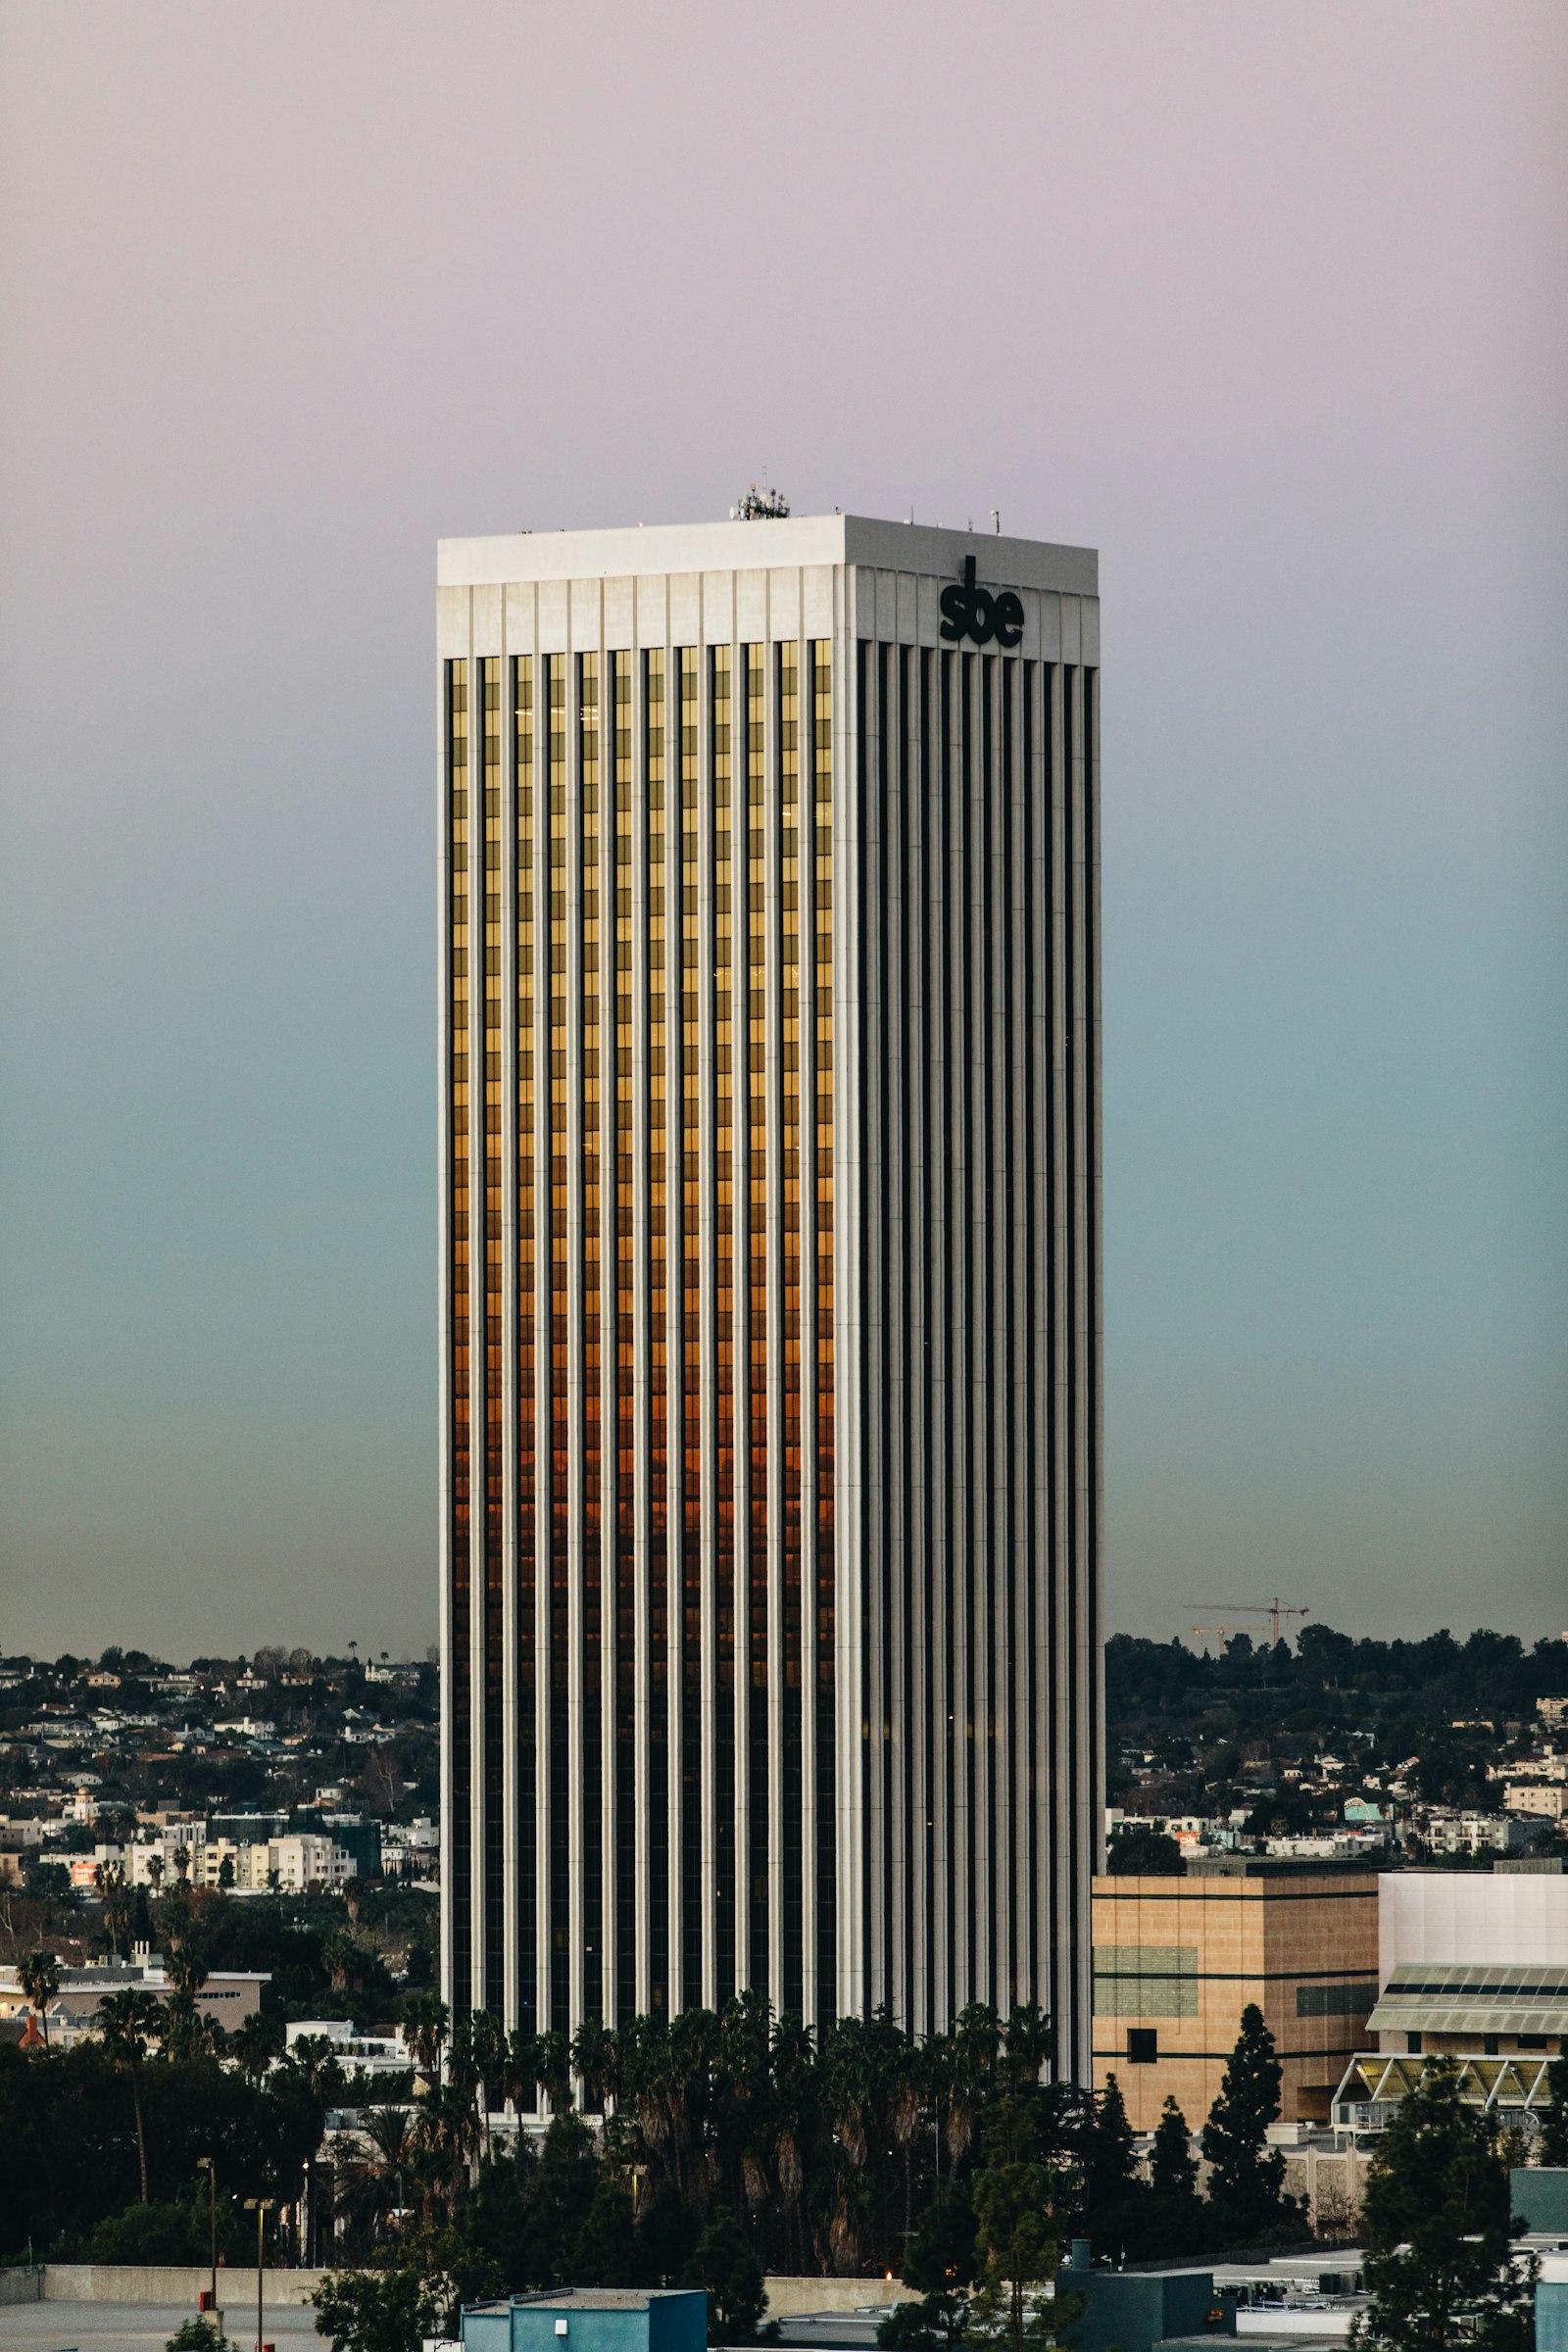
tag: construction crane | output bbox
[1190,1623,1245,1650]
[1186,1597,1309,1648]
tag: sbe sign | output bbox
[939,555,1024,650]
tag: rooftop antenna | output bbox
[991,508,1001,534]
[730,481,790,520]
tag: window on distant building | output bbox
[1127,2028,1158,2064]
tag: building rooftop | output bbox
[438,512,1097,596]
[469,2291,701,2312]
[1367,1960,1568,2038]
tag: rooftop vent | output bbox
[730,484,790,520]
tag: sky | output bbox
[1,1,1565,1663]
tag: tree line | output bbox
[307,1996,1311,2351]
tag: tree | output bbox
[877,2183,977,2350]
[681,2212,769,2343]
[1082,2075,1143,2249]
[1201,2004,1292,2244]
[1105,1824,1185,1876]
[567,2173,642,2289]
[95,1986,164,2203]
[965,2095,1079,2352]
[160,1990,215,2064]
[1149,2096,1198,2199]
[166,2322,236,2352]
[333,2105,418,2248]
[1537,2055,1568,2167]
[286,2034,349,2109]
[401,1993,449,2085]
[1352,2060,1537,2351]
[1134,2093,1214,2261]
[314,2228,497,2352]
[230,2010,284,2090]
[97,1860,135,1957]
[18,1950,59,2051]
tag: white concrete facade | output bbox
[437,514,1102,2078]
[1379,1868,1568,1983]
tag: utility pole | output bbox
[197,2157,217,2319]
[244,2196,274,2352]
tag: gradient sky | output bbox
[2,1,1565,1662]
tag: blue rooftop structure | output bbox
[462,2288,708,2352]
[1513,2168,1568,2236]
[1060,2267,1232,2352]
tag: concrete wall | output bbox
[760,2280,920,2317]
[40,2264,333,2306]
[22,2269,917,2316]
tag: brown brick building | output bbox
[1091,1863,1379,2132]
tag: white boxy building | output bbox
[437,513,1102,2079]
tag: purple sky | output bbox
[1,1,1564,1659]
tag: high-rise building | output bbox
[438,514,1102,2079]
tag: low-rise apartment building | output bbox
[1504,1783,1567,1820]
[93,1830,359,1892]
[0,1952,269,2045]
[1419,1808,1527,1856]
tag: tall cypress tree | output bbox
[1150,2095,1198,2200]
[1200,2004,1291,2244]
[1082,2074,1144,2248]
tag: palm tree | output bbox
[469,2009,507,2147]
[165,1942,210,1998]
[501,2028,544,2121]
[768,2013,818,2273]
[285,2033,347,2106]
[161,1990,203,2062]
[334,2104,416,2247]
[231,2009,284,2089]
[412,2083,479,2221]
[570,2017,620,2113]
[321,1928,365,1995]
[944,2002,1003,2168]
[532,2028,572,2117]
[97,1986,164,2202]
[18,1949,60,2051]
[402,1992,450,2087]
[1002,2001,1052,2087]
[96,1860,134,1957]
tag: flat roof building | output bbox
[1092,1863,1380,2130]
[1332,1864,1568,2132]
[438,512,1102,2073]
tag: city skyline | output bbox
[2,3,1565,1658]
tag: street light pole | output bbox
[243,2197,275,2352]
[196,2157,217,2318]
